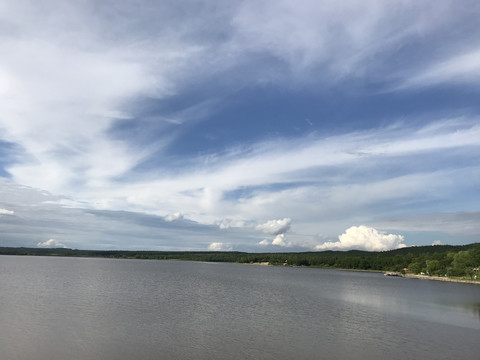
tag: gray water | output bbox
[0,256,479,360]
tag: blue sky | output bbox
[0,0,479,251]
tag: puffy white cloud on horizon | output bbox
[0,208,14,215]
[271,234,292,247]
[316,226,406,251]
[256,218,293,247]
[258,234,292,247]
[255,218,292,235]
[208,242,233,251]
[37,239,67,248]
[432,240,443,246]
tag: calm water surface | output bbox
[0,256,479,360]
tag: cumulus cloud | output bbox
[271,234,292,247]
[432,240,443,246]
[37,239,67,248]
[315,226,406,251]
[0,208,14,215]
[255,218,291,235]
[164,212,183,222]
[258,234,293,247]
[255,218,293,247]
[208,242,232,251]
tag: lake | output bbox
[0,255,479,359]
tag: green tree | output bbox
[426,259,441,275]
[449,251,473,277]
[407,261,423,274]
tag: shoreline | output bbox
[214,262,480,285]
[404,273,480,285]
[280,265,480,285]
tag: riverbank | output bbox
[245,262,270,266]
[405,273,480,285]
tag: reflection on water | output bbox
[0,256,479,360]
[461,302,480,319]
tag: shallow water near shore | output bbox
[1,255,479,360]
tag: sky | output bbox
[0,0,479,252]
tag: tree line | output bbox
[1,243,479,279]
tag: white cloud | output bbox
[37,239,67,248]
[432,240,443,246]
[208,242,232,251]
[0,208,14,215]
[271,234,292,247]
[257,235,292,247]
[0,1,196,195]
[255,218,292,235]
[164,212,183,222]
[315,226,406,251]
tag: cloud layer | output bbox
[0,1,479,250]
